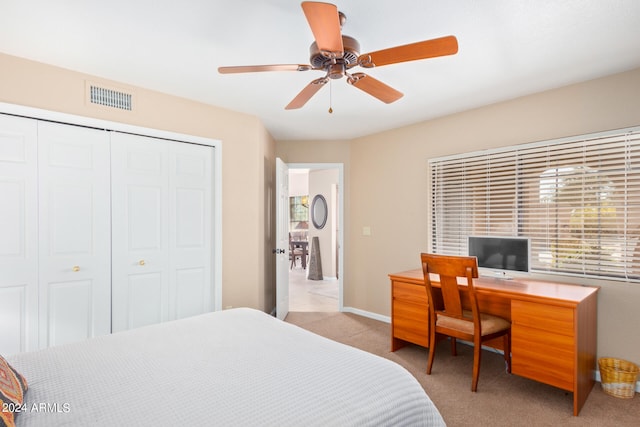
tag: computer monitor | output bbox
[468,236,530,274]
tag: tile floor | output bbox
[288,266,339,312]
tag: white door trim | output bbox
[0,102,223,312]
[275,158,290,320]
[287,162,344,311]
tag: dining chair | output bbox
[420,253,511,391]
[289,233,304,269]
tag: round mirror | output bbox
[311,194,328,229]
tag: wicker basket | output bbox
[599,357,639,399]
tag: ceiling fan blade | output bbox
[301,1,344,53]
[218,64,312,74]
[348,73,403,104]
[285,77,328,110]
[359,35,458,67]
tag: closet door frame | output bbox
[0,102,223,314]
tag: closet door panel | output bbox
[0,286,28,356]
[175,267,206,318]
[0,114,38,355]
[169,143,214,319]
[49,184,94,254]
[47,281,92,347]
[37,121,111,348]
[129,186,164,250]
[127,273,164,328]
[111,133,170,332]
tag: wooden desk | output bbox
[389,269,599,416]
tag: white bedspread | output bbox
[9,308,445,426]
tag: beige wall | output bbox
[278,67,640,365]
[0,52,276,313]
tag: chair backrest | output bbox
[421,253,479,320]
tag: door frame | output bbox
[286,162,344,311]
[0,102,223,311]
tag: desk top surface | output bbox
[389,269,599,304]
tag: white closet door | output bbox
[111,133,170,332]
[37,121,111,348]
[0,114,38,355]
[169,142,214,320]
[111,133,215,332]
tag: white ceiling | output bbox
[2,1,640,141]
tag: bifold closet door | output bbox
[169,141,215,320]
[37,121,112,348]
[111,133,214,332]
[0,114,38,355]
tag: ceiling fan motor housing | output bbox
[309,34,360,79]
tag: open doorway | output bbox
[287,164,343,312]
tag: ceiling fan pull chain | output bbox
[329,79,333,114]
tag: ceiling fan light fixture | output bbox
[328,63,345,79]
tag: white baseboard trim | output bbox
[341,306,390,323]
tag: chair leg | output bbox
[450,337,457,356]
[426,330,437,375]
[504,332,511,373]
[471,338,481,392]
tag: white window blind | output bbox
[429,127,640,282]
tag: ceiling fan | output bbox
[218,1,458,110]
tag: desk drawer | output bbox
[393,300,428,324]
[393,301,429,348]
[392,280,427,306]
[512,300,574,336]
[512,324,574,391]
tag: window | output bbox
[429,127,640,282]
[289,195,309,231]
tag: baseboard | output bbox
[341,306,390,323]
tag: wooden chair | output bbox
[420,253,511,391]
[289,234,304,269]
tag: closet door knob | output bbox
[72,266,80,272]
[139,260,146,266]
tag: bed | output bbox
[4,308,445,426]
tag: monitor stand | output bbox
[486,270,512,280]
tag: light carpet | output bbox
[285,311,640,427]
